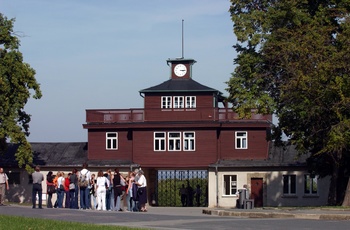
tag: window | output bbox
[283,175,296,195]
[185,96,196,108]
[154,132,166,151]
[161,96,172,109]
[223,175,237,195]
[106,132,118,150]
[173,96,184,109]
[168,132,181,151]
[304,174,318,195]
[183,132,195,151]
[235,131,247,149]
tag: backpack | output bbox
[78,171,89,188]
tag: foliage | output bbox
[0,215,144,230]
[0,13,42,172]
[157,178,207,207]
[227,1,350,205]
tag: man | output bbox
[0,168,9,206]
[79,163,91,209]
[32,165,44,209]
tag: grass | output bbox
[0,215,148,230]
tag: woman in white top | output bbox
[57,172,65,208]
[135,169,147,212]
[96,170,109,211]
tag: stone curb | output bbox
[202,209,350,221]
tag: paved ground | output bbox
[203,207,350,220]
[0,204,349,229]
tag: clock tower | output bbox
[167,58,196,79]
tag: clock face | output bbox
[174,64,187,77]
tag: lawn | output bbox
[0,215,148,230]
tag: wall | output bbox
[208,169,330,208]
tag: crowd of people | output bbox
[31,163,148,212]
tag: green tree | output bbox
[0,13,42,172]
[227,1,350,205]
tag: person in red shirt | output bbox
[64,173,71,208]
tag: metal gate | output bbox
[155,170,208,207]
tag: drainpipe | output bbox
[215,164,219,207]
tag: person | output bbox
[195,184,201,207]
[90,173,97,210]
[32,165,44,209]
[125,171,135,212]
[53,171,60,208]
[56,172,65,208]
[64,173,71,208]
[135,169,147,212]
[104,170,112,211]
[46,171,55,208]
[113,168,124,211]
[179,184,187,207]
[69,169,78,209]
[96,170,109,211]
[186,182,194,207]
[0,167,9,206]
[79,163,91,210]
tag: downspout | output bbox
[215,164,219,207]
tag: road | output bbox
[0,205,349,230]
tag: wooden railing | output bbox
[86,108,272,123]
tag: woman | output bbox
[96,170,109,211]
[135,169,147,212]
[46,171,55,208]
[56,172,65,208]
[64,173,71,208]
[126,171,135,212]
[90,173,97,210]
[113,168,126,211]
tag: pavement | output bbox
[202,207,350,220]
[1,203,350,221]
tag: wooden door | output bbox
[250,178,263,207]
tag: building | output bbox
[82,57,330,207]
[2,57,330,207]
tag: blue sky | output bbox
[2,0,237,142]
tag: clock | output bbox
[174,64,187,77]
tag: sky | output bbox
[1,0,237,142]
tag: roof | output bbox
[139,78,223,94]
[1,142,136,168]
[210,144,308,168]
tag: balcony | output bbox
[85,108,272,124]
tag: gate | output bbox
[155,170,208,207]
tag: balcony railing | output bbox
[86,108,272,124]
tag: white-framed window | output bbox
[185,96,196,108]
[106,132,118,150]
[304,174,318,195]
[154,132,166,151]
[183,132,195,151]
[173,96,184,109]
[235,131,248,149]
[283,174,296,195]
[223,175,237,196]
[168,132,181,151]
[161,96,172,109]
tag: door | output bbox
[251,178,263,207]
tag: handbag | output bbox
[69,183,75,190]
[59,184,64,190]
[47,185,55,194]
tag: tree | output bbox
[227,1,350,205]
[0,13,42,172]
